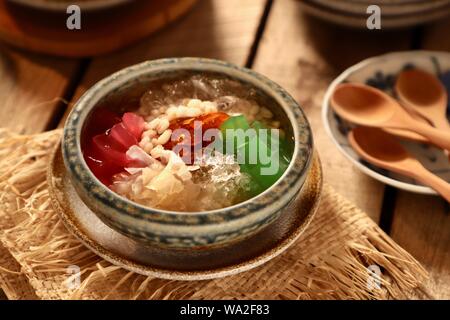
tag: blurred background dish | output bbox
[322,51,450,195]
[0,0,199,57]
[312,0,450,16]
[297,0,450,29]
[7,0,133,11]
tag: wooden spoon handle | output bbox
[415,167,450,203]
[434,116,450,133]
[408,120,450,151]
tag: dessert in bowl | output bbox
[62,58,313,249]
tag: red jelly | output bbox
[122,112,145,139]
[82,110,145,185]
[110,122,138,150]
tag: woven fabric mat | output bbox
[0,129,433,300]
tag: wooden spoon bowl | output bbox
[331,83,450,151]
[349,127,450,202]
[396,68,450,131]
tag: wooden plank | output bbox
[421,18,450,51]
[390,194,449,298]
[389,19,450,299]
[251,0,414,221]
[64,0,267,107]
[0,44,79,134]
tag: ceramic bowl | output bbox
[298,0,450,29]
[62,58,314,249]
[323,51,450,195]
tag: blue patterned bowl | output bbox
[323,51,450,195]
[62,58,314,249]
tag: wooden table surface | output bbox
[0,0,449,299]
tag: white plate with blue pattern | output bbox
[322,51,450,195]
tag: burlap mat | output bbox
[0,129,433,300]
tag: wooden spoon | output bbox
[383,118,429,143]
[331,83,450,151]
[396,69,450,132]
[349,127,450,202]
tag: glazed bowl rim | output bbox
[62,57,313,220]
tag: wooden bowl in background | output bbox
[0,0,199,57]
